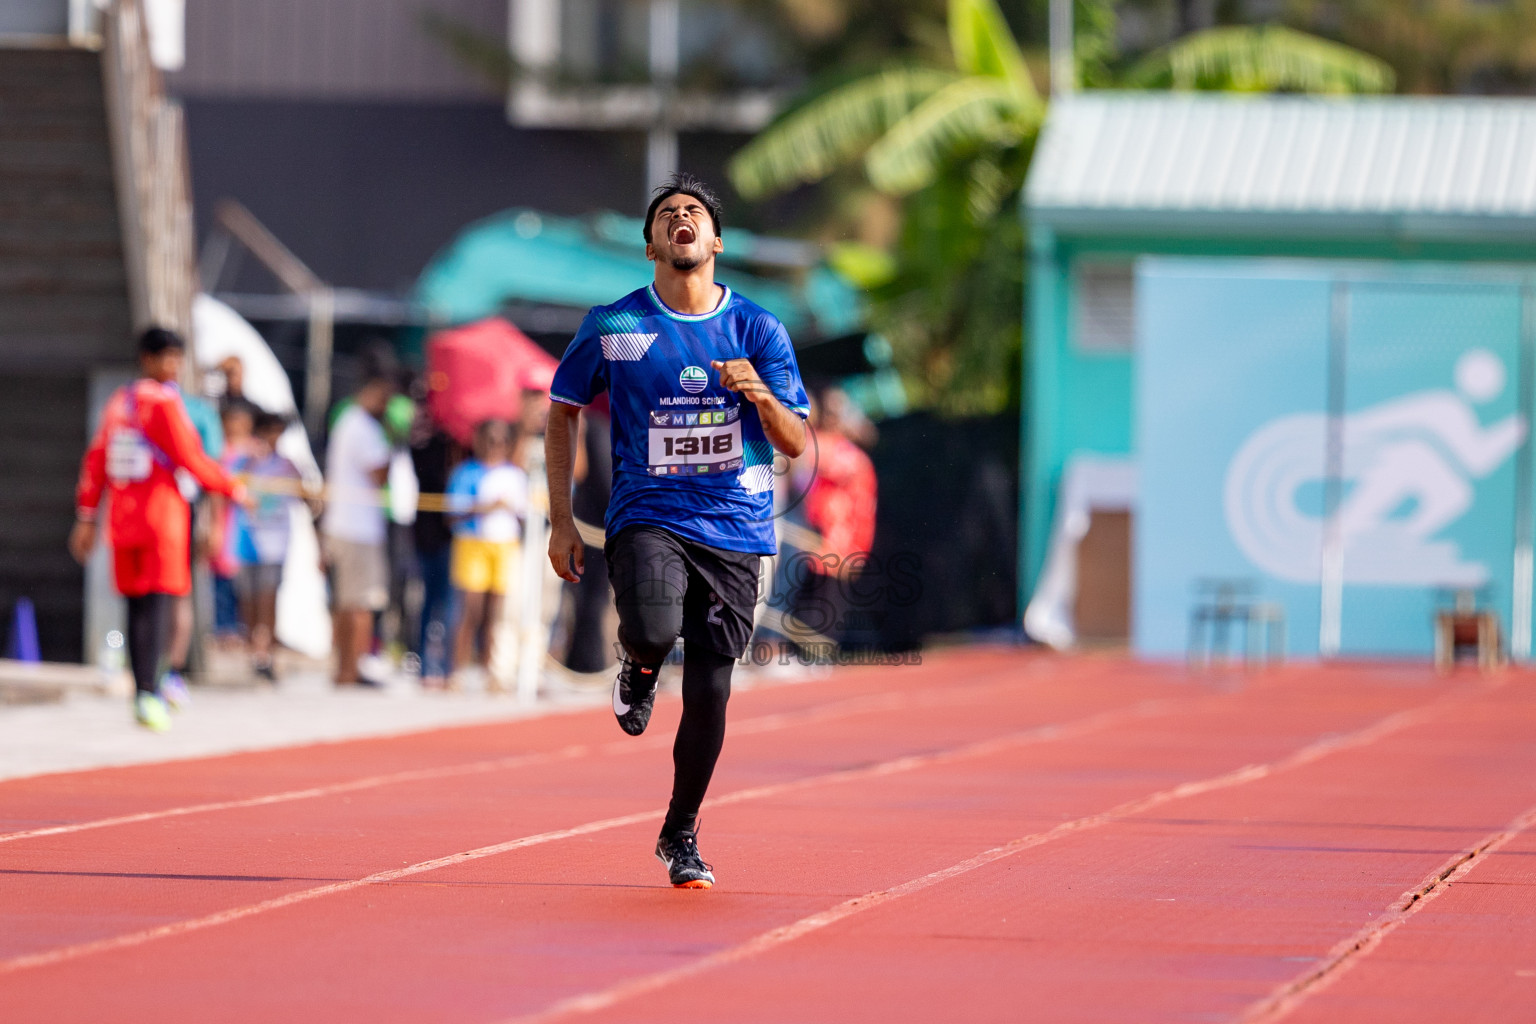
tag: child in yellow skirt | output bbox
[445,420,526,688]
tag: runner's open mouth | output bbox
[672,224,696,245]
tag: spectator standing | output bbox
[212,400,256,645]
[217,355,245,406]
[322,372,395,686]
[383,389,420,664]
[792,387,878,646]
[163,383,224,697]
[233,412,303,680]
[446,420,526,690]
[513,386,551,470]
[69,328,246,731]
[410,418,458,688]
[564,401,612,673]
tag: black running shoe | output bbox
[612,660,658,736]
[655,828,715,889]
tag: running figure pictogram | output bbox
[545,174,810,889]
[1225,347,1526,585]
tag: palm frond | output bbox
[964,158,1012,222]
[865,77,1040,195]
[948,0,1037,101]
[727,67,959,199]
[1125,24,1395,94]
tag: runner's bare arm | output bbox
[545,401,585,582]
[711,359,807,457]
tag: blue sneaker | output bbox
[160,671,191,711]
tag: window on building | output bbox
[555,0,786,88]
[560,0,650,84]
[1074,260,1136,354]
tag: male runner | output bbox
[546,173,809,889]
[71,327,247,731]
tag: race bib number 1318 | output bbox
[648,406,744,476]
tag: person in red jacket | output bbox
[70,327,247,731]
[790,386,877,646]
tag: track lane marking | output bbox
[1239,797,1536,1022]
[0,670,1045,847]
[496,688,1482,1023]
[0,746,594,846]
[0,697,1177,975]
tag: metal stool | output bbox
[1433,588,1503,673]
[1188,580,1285,669]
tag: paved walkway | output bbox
[0,656,822,782]
[0,665,610,782]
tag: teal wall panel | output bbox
[1134,262,1333,656]
[1018,222,1536,650]
[1130,259,1530,658]
[1335,284,1523,656]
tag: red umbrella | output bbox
[426,317,559,445]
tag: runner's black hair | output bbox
[643,173,723,244]
[138,326,185,354]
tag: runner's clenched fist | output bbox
[710,358,769,403]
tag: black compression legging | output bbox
[664,642,734,836]
[615,579,735,838]
[126,592,173,696]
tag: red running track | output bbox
[1,649,1533,1022]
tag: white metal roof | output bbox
[1026,93,1536,231]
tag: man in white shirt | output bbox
[321,373,394,685]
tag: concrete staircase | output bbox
[0,47,133,661]
[0,3,194,663]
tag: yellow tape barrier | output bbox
[239,473,823,553]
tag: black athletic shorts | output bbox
[605,524,762,660]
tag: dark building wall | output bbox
[0,373,89,662]
[0,48,136,661]
[181,99,768,295]
[184,98,648,293]
[169,0,506,102]
[0,49,134,371]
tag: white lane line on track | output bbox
[1240,797,1536,1023]
[0,675,1034,847]
[0,697,1177,976]
[499,687,1484,1023]
[0,747,592,846]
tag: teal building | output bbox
[1022,94,1536,658]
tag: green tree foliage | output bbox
[1286,0,1536,94]
[731,0,1393,414]
[727,68,965,199]
[731,0,1042,412]
[1124,23,1395,91]
[736,0,952,71]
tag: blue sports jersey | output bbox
[550,283,809,554]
